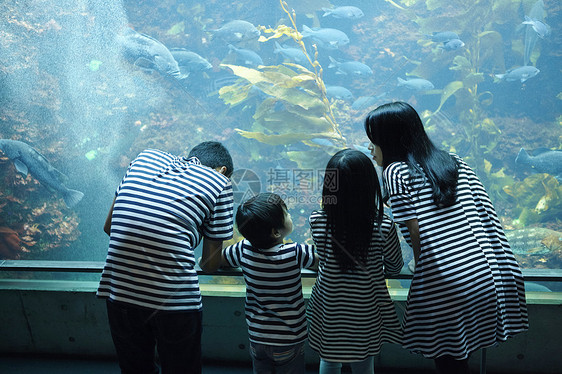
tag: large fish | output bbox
[212,20,260,44]
[116,27,181,78]
[170,48,212,77]
[273,42,308,65]
[439,38,465,51]
[397,77,434,91]
[494,66,540,83]
[301,25,349,50]
[522,16,551,39]
[328,56,372,76]
[227,45,263,67]
[515,148,562,181]
[0,140,84,208]
[425,31,459,43]
[351,94,385,110]
[326,85,353,101]
[322,6,364,20]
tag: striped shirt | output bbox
[307,210,404,362]
[97,149,234,311]
[385,154,528,359]
[222,239,315,346]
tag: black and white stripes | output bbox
[385,154,528,359]
[307,210,404,362]
[97,149,233,311]
[223,240,315,346]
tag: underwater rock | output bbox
[0,227,22,260]
[505,227,562,255]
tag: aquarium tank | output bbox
[0,0,560,286]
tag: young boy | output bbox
[98,141,234,374]
[222,192,318,374]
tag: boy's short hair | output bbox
[236,193,287,249]
[188,141,233,177]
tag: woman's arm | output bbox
[404,218,421,265]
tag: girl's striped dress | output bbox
[307,210,404,362]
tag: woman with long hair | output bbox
[365,101,528,373]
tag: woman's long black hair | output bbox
[322,149,384,272]
[364,101,458,207]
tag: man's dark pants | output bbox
[106,299,202,374]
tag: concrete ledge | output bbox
[0,278,560,373]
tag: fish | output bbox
[426,31,459,43]
[326,86,353,101]
[522,16,551,39]
[0,139,84,208]
[351,95,384,110]
[170,48,212,77]
[116,27,181,78]
[322,6,364,20]
[273,42,308,65]
[301,25,350,50]
[212,20,260,44]
[439,38,465,51]
[515,148,562,180]
[397,77,434,91]
[227,45,263,67]
[353,143,371,156]
[524,0,546,66]
[328,56,372,76]
[494,66,540,83]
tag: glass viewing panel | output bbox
[0,1,560,288]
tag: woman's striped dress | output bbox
[307,210,404,362]
[384,154,529,359]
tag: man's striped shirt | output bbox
[97,149,233,311]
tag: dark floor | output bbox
[0,355,435,374]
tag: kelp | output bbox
[405,0,532,189]
[218,0,346,167]
[504,174,562,226]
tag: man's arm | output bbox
[199,237,223,273]
[103,197,116,236]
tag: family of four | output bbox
[97,102,528,374]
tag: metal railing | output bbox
[1,260,561,281]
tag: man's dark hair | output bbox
[188,141,233,177]
[236,193,287,249]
